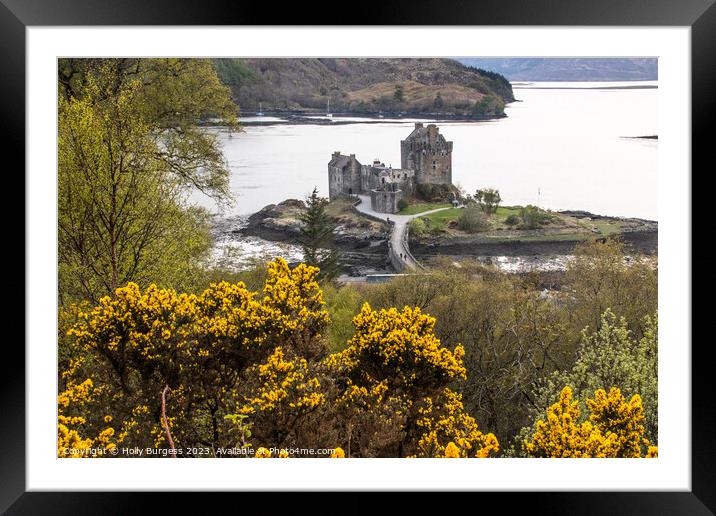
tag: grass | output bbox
[410,204,625,242]
[398,202,451,215]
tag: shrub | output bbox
[397,198,409,212]
[523,386,657,458]
[504,214,520,226]
[526,310,658,445]
[409,218,428,238]
[519,205,551,229]
[457,207,490,233]
[475,188,501,214]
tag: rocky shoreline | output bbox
[238,200,393,275]
[411,210,657,258]
[219,201,657,275]
[411,230,658,258]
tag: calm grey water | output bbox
[195,81,657,221]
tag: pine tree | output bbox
[299,188,341,282]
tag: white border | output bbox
[27,27,691,491]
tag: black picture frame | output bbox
[4,0,710,512]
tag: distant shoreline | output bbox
[201,111,507,127]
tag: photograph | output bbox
[57,56,660,460]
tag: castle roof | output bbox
[403,122,449,145]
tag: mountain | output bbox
[214,58,514,117]
[455,58,658,82]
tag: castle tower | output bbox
[400,123,453,185]
[328,152,362,199]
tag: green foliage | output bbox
[299,188,342,282]
[457,206,490,233]
[408,218,428,238]
[565,239,657,337]
[362,263,572,443]
[393,85,405,102]
[58,71,213,303]
[474,188,502,215]
[213,58,257,87]
[472,94,506,116]
[416,183,457,202]
[433,92,444,109]
[323,284,365,353]
[504,214,520,226]
[514,310,658,454]
[519,205,551,229]
[397,198,409,212]
[58,58,238,202]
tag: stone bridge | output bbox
[353,195,452,272]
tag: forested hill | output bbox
[456,58,658,82]
[214,58,515,117]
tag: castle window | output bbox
[432,160,437,169]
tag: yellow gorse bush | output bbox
[62,258,330,456]
[415,389,499,458]
[61,258,654,459]
[324,302,496,457]
[239,347,324,415]
[57,378,117,458]
[524,386,657,458]
[331,303,466,389]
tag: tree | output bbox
[58,72,212,303]
[299,188,341,282]
[433,92,444,109]
[394,84,405,103]
[565,239,658,338]
[474,188,502,214]
[526,310,658,444]
[58,58,238,203]
[523,386,657,458]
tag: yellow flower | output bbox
[330,447,346,458]
[524,386,656,458]
[255,447,271,458]
[444,442,460,458]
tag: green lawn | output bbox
[397,202,452,215]
[411,204,623,241]
[419,207,463,224]
[418,205,522,225]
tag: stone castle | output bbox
[328,123,453,213]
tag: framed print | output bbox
[5,0,712,512]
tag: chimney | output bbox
[350,154,355,159]
[415,122,423,129]
[333,151,341,158]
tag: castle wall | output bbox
[328,153,362,199]
[361,165,415,195]
[370,188,403,214]
[328,165,344,199]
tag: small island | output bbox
[241,122,657,278]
